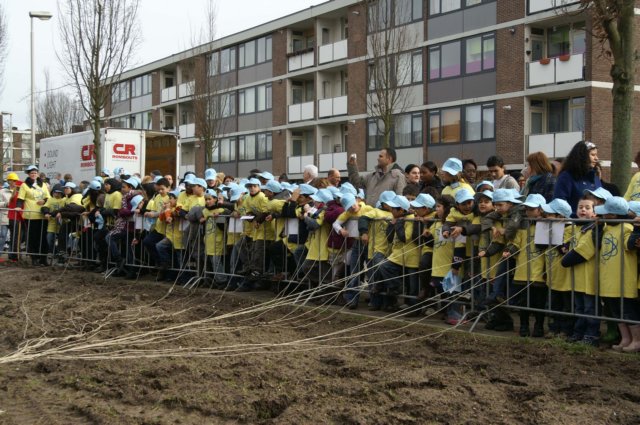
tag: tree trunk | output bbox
[93,118,102,175]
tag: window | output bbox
[257,133,272,159]
[396,50,423,86]
[367,119,385,150]
[429,102,495,144]
[111,116,129,128]
[221,48,236,73]
[212,137,236,163]
[394,113,423,147]
[465,34,495,73]
[213,92,236,118]
[239,87,255,114]
[368,0,391,32]
[239,134,256,160]
[239,84,271,114]
[571,97,585,132]
[547,25,571,58]
[256,84,272,111]
[394,0,422,25]
[131,75,152,97]
[239,36,272,68]
[111,81,130,103]
[292,131,314,156]
[429,0,493,16]
[430,32,495,80]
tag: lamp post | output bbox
[29,10,52,167]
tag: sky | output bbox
[0,0,327,129]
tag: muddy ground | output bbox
[0,265,639,424]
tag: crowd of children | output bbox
[2,153,640,352]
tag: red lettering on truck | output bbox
[113,144,136,155]
[80,144,95,161]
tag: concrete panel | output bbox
[462,2,496,32]
[131,94,152,113]
[238,159,273,178]
[216,163,238,178]
[427,11,464,40]
[428,80,463,104]
[462,141,496,165]
[462,72,496,98]
[238,111,273,132]
[395,147,423,168]
[111,100,130,115]
[238,61,273,86]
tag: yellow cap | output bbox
[6,172,19,181]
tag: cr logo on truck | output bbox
[113,144,136,155]
[81,145,95,160]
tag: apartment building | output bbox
[102,0,640,179]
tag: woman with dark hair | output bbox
[462,159,477,186]
[419,161,444,195]
[553,141,601,212]
[522,151,556,202]
[404,164,421,189]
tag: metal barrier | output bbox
[1,206,639,335]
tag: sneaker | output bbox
[579,337,599,347]
[566,333,582,343]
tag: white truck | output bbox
[39,128,181,182]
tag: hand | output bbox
[44,214,51,219]
[199,217,206,223]
[56,212,62,220]
[340,228,349,238]
[232,211,240,218]
[132,239,139,246]
[478,250,486,258]
[491,227,503,239]
[441,230,450,239]
[502,251,510,259]
[450,226,463,238]
[36,200,45,206]
[144,211,152,218]
[348,154,357,166]
[422,229,431,237]
[361,234,369,244]
[166,217,173,224]
[265,215,273,222]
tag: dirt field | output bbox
[0,265,639,424]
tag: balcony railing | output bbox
[287,154,315,174]
[179,123,195,139]
[288,50,315,72]
[318,152,348,172]
[318,96,348,118]
[528,131,583,158]
[288,101,315,122]
[318,39,348,64]
[528,53,584,87]
[178,81,194,98]
[528,0,580,14]
[161,86,177,103]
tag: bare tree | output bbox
[36,71,84,138]
[0,3,8,95]
[57,0,141,174]
[365,0,418,148]
[190,0,232,168]
[577,0,636,191]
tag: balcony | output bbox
[318,152,348,172]
[288,101,314,122]
[161,86,176,103]
[179,123,195,139]
[528,131,583,158]
[288,50,315,72]
[178,81,194,98]
[528,54,583,88]
[287,154,315,175]
[318,39,348,65]
[318,96,347,118]
[528,0,580,14]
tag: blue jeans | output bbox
[156,238,179,268]
[573,292,600,339]
[0,224,9,254]
[343,241,367,305]
[143,230,164,264]
[46,232,57,255]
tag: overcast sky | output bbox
[0,0,326,129]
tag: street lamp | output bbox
[29,10,52,167]
[1,111,13,172]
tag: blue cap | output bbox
[475,180,494,191]
[522,193,546,208]
[492,188,522,204]
[93,176,103,182]
[244,178,261,187]
[454,189,474,204]
[168,189,181,198]
[628,201,640,216]
[64,182,77,189]
[51,184,64,193]
[124,177,140,189]
[340,182,357,196]
[584,187,612,201]
[230,187,245,202]
[113,167,126,177]
[410,193,436,209]
[327,186,341,199]
[89,180,102,190]
[193,178,207,188]
[130,194,144,210]
[183,174,197,185]
[239,178,249,186]
[299,184,317,196]
[82,188,89,196]
[376,190,397,208]
[476,190,494,201]
[204,168,217,181]
[340,193,357,211]
[357,188,365,199]
[541,198,572,218]
[311,188,333,204]
[101,167,113,177]
[25,164,38,172]
[153,175,163,183]
[386,195,411,211]
[441,158,462,176]
[594,196,629,216]
[261,180,282,193]
[204,188,217,197]
[256,171,274,181]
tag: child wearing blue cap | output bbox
[410,194,437,306]
[442,189,476,299]
[440,158,475,198]
[200,190,229,287]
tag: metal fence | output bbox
[1,207,639,335]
